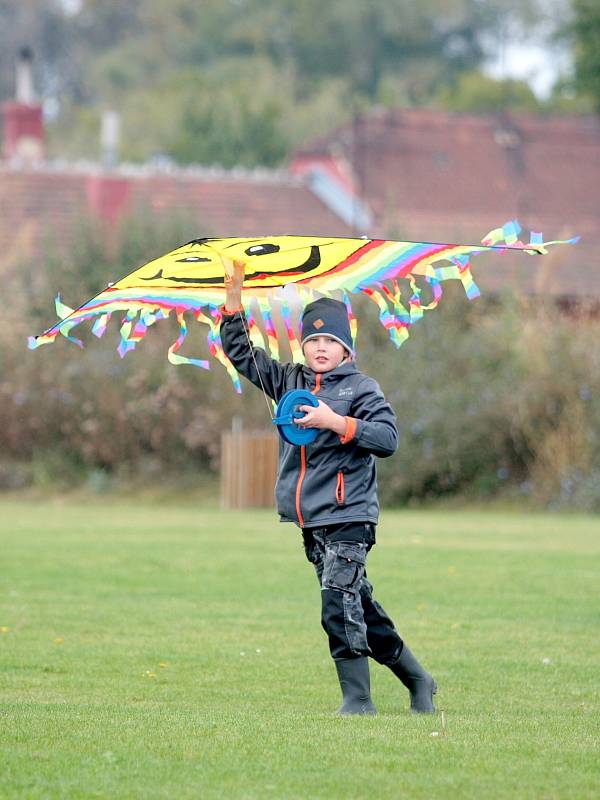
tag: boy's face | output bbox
[303,336,348,373]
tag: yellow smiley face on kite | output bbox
[112,236,370,291]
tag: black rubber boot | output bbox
[388,645,437,713]
[335,657,377,715]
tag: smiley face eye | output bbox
[245,243,280,256]
[175,256,211,263]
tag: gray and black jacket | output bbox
[220,311,398,528]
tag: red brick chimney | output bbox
[2,47,46,161]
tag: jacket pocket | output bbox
[322,542,366,591]
[335,471,345,506]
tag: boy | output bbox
[221,262,436,715]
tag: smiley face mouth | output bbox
[139,244,323,286]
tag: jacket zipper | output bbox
[295,373,321,527]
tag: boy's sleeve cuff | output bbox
[220,304,244,316]
[339,416,358,445]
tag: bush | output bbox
[1,210,267,489]
[356,290,600,512]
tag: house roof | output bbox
[2,108,598,300]
[293,108,600,298]
[0,162,354,273]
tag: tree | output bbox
[436,70,543,113]
[164,64,289,168]
[1,0,564,167]
[571,0,600,112]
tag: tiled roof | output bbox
[2,107,598,300]
[0,169,86,271]
[0,163,353,273]
[293,109,600,298]
[127,171,352,237]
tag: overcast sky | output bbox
[485,40,572,98]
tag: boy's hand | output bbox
[224,258,245,290]
[224,259,246,311]
[296,400,347,436]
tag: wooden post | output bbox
[221,419,279,509]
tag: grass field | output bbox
[1,499,598,799]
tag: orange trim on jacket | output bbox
[296,446,307,527]
[339,416,358,445]
[295,373,321,527]
[335,471,345,505]
[220,304,244,316]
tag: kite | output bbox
[29,220,578,393]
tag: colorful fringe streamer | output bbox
[167,311,210,370]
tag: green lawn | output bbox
[1,500,598,799]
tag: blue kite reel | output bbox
[272,389,320,446]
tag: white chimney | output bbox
[101,110,120,168]
[16,47,35,104]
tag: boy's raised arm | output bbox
[220,260,292,401]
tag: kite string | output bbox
[238,307,274,420]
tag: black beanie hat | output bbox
[300,297,353,355]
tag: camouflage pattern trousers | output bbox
[302,527,405,662]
